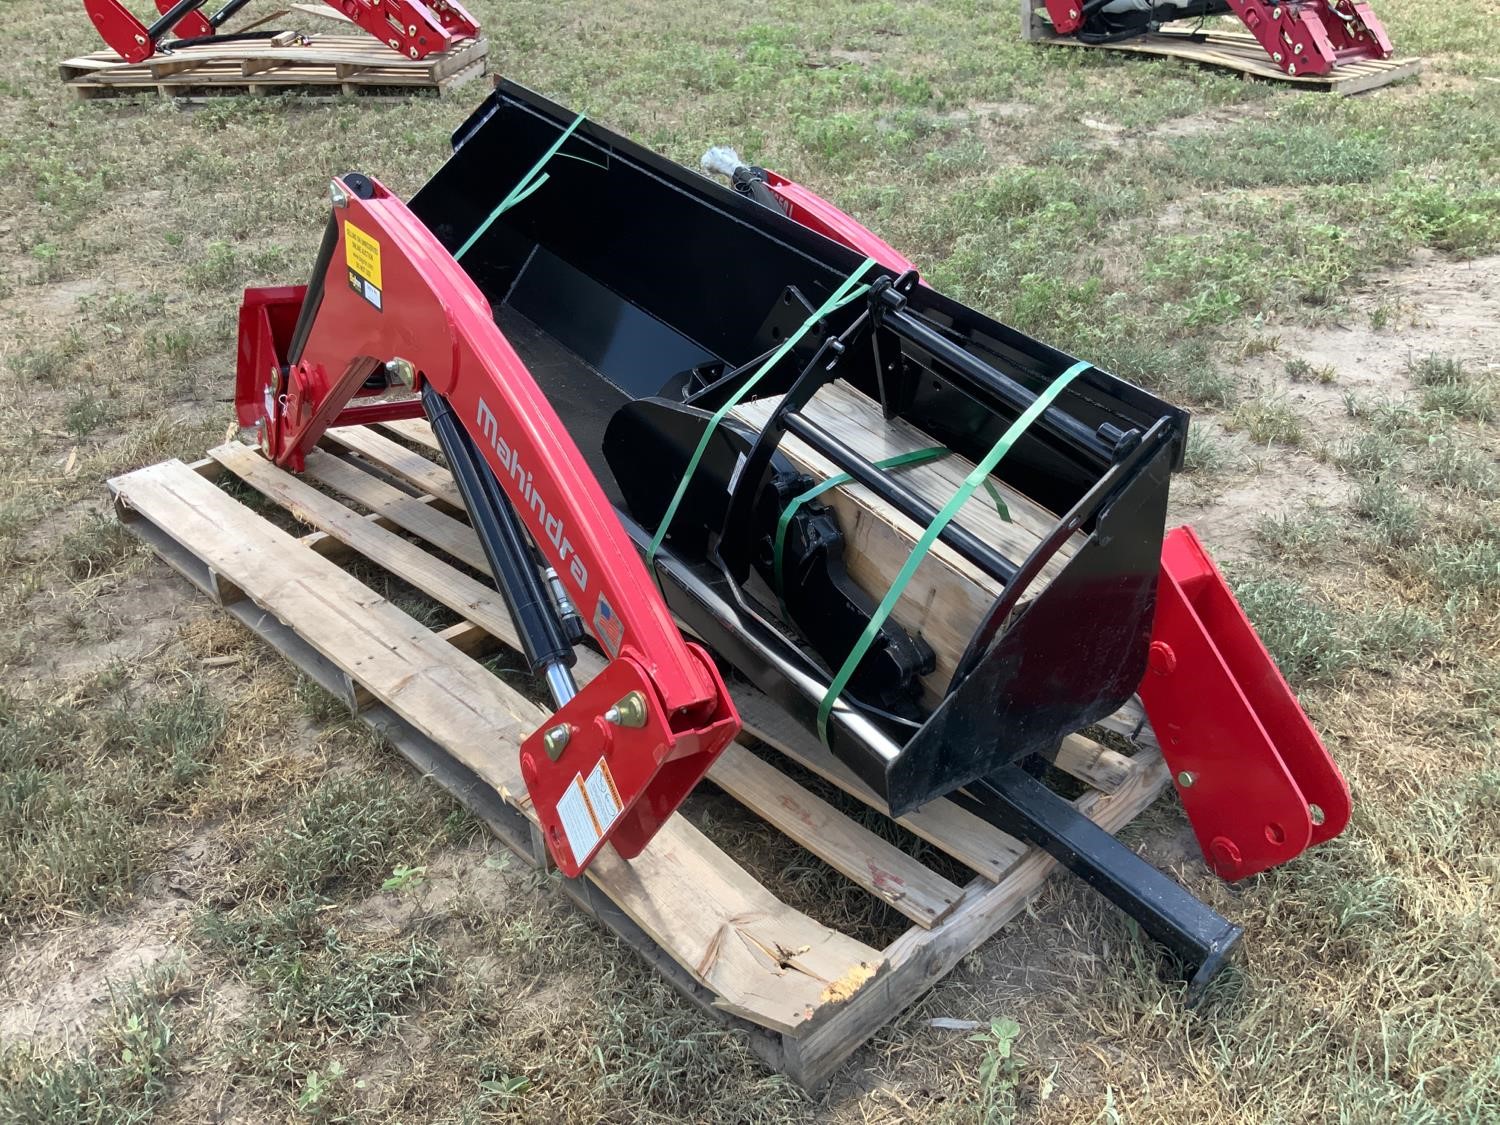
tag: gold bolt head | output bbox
[542,724,570,760]
[603,691,649,729]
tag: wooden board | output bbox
[731,381,1085,703]
[59,34,487,100]
[108,432,1171,1089]
[1019,4,1420,94]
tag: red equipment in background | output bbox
[1042,0,1392,78]
[84,0,478,65]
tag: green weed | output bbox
[1255,508,1339,564]
[1409,354,1495,421]
[1230,572,1357,686]
[970,1017,1025,1121]
[1286,356,1337,384]
[1352,476,1424,550]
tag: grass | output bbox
[0,967,183,1124]
[1410,353,1496,421]
[1227,396,1305,446]
[0,0,1497,1120]
[247,771,454,899]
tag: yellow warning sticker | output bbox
[344,220,383,289]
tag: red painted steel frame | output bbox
[762,169,920,277]
[154,0,212,39]
[84,0,161,62]
[1140,527,1351,879]
[83,0,477,64]
[322,0,478,61]
[235,175,738,876]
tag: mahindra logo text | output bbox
[476,399,589,591]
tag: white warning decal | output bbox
[556,774,600,866]
[584,758,622,833]
[555,759,624,867]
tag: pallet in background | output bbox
[108,425,1171,1089]
[1020,1,1420,94]
[59,33,487,100]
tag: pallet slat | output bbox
[302,448,489,572]
[784,752,1169,1087]
[211,442,518,643]
[325,425,465,508]
[380,417,442,452]
[737,686,1028,884]
[709,743,965,929]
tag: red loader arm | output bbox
[236,174,738,876]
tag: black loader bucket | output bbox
[409,81,1189,819]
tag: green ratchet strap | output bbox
[815,359,1094,743]
[455,111,587,262]
[773,446,949,612]
[646,257,879,566]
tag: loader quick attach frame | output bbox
[235,81,1350,995]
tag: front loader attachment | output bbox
[235,81,1349,994]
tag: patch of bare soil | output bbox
[346,840,523,942]
[1248,249,1500,430]
[0,897,192,1046]
[27,569,199,682]
[1175,251,1500,559]
[1147,104,1263,139]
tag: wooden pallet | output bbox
[1021,3,1421,94]
[107,424,1171,1088]
[60,32,487,100]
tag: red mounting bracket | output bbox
[1140,527,1351,880]
[520,646,738,877]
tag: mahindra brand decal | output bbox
[476,398,590,591]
